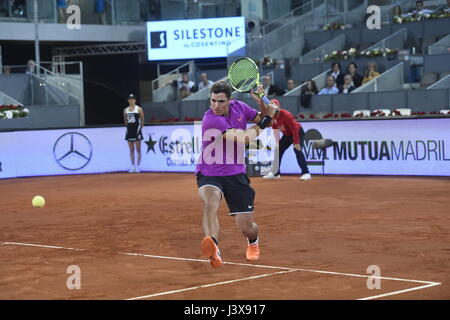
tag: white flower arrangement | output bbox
[323,47,398,62]
[0,105,30,119]
[4,110,13,119]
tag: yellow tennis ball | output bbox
[32,195,45,208]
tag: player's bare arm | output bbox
[250,85,268,116]
[223,102,278,145]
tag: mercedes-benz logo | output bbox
[53,132,93,171]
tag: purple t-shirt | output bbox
[195,100,258,176]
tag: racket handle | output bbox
[262,96,271,105]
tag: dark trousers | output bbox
[274,127,309,176]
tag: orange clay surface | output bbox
[0,173,449,300]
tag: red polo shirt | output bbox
[272,109,301,144]
[259,99,302,144]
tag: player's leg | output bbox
[234,213,260,261]
[127,141,135,172]
[197,177,224,268]
[225,175,259,261]
[271,135,292,177]
[135,140,142,172]
[234,214,258,241]
[296,128,311,180]
[198,185,221,241]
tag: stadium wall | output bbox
[0,118,449,179]
[0,105,80,130]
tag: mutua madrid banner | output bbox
[0,118,449,179]
[279,118,450,176]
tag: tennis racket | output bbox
[227,57,271,105]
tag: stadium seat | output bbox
[353,110,370,117]
[334,111,352,118]
[393,108,412,116]
[298,112,312,119]
[371,109,391,117]
[314,112,328,119]
[439,72,450,80]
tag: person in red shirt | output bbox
[263,99,311,180]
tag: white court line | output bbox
[120,251,438,285]
[120,252,294,271]
[358,282,442,300]
[125,269,297,300]
[120,252,211,265]
[0,241,84,251]
[290,267,439,285]
[1,241,442,300]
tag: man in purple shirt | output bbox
[196,81,277,269]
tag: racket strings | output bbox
[228,58,259,92]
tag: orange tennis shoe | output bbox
[246,243,260,261]
[201,236,222,269]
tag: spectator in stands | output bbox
[339,74,356,94]
[362,61,380,85]
[300,80,318,108]
[262,74,286,97]
[393,5,401,18]
[411,0,433,17]
[392,5,406,22]
[318,76,339,95]
[56,0,68,23]
[198,72,214,91]
[328,62,345,88]
[11,0,25,17]
[25,60,35,75]
[178,72,195,99]
[346,62,363,88]
[95,0,107,25]
[286,79,296,92]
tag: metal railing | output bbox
[183,76,227,102]
[284,69,331,96]
[428,74,450,89]
[353,62,404,93]
[0,90,23,106]
[428,34,450,55]
[260,1,313,36]
[152,61,195,92]
[269,37,305,61]
[227,9,317,65]
[229,1,369,67]
[302,1,366,33]
[35,64,80,103]
[300,34,346,64]
[365,28,408,52]
[1,62,81,109]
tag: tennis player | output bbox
[196,81,277,268]
[124,94,144,173]
[262,99,311,180]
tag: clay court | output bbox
[0,172,449,300]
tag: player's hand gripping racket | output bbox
[227,57,271,105]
